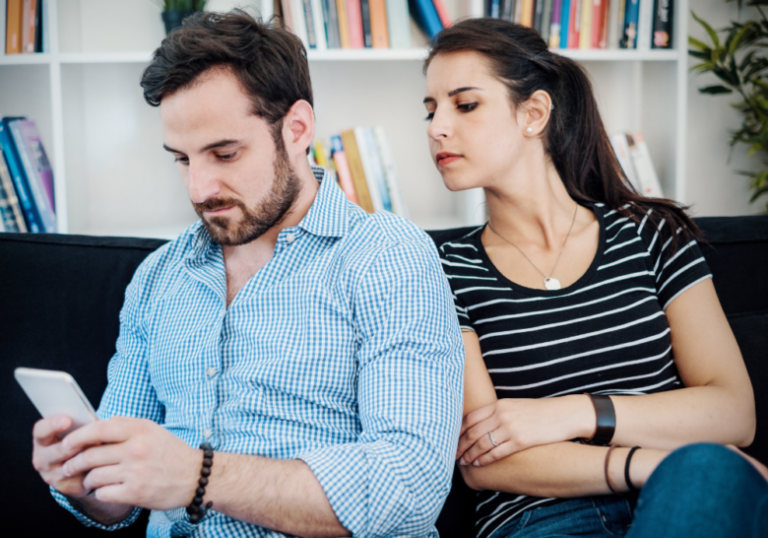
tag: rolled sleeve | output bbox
[50,488,143,530]
[300,237,465,537]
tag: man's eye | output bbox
[424,111,435,121]
[457,103,478,112]
[217,153,235,161]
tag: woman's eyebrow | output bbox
[423,86,484,104]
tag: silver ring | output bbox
[488,431,499,447]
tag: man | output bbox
[31,11,463,538]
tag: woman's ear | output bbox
[282,99,315,158]
[521,90,553,137]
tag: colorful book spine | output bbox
[534,0,547,35]
[346,0,365,48]
[0,149,27,232]
[369,0,389,48]
[408,0,444,39]
[313,140,330,168]
[490,0,501,18]
[541,0,554,43]
[373,127,408,218]
[0,118,43,232]
[281,0,296,38]
[612,0,626,48]
[25,0,37,53]
[501,0,516,22]
[360,0,372,47]
[609,133,641,193]
[310,0,328,49]
[302,0,318,48]
[34,0,43,52]
[6,0,23,54]
[622,0,640,49]
[514,0,524,22]
[362,128,391,212]
[652,0,673,49]
[591,0,608,49]
[336,0,351,48]
[322,0,340,48]
[8,119,55,232]
[559,0,571,49]
[340,129,374,212]
[330,136,358,205]
[386,0,411,49]
[628,132,664,197]
[637,0,653,50]
[549,0,563,48]
[521,0,534,27]
[578,0,591,49]
[433,0,453,27]
[354,128,384,211]
[567,0,580,48]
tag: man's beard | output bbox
[193,129,301,246]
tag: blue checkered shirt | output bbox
[52,167,464,537]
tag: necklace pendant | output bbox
[544,277,561,290]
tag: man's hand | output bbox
[457,395,594,466]
[33,414,92,499]
[61,416,201,510]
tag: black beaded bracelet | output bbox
[186,442,214,524]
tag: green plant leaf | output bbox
[692,11,721,49]
[700,85,734,94]
[689,36,710,51]
[689,50,710,60]
[729,22,756,55]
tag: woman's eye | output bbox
[457,102,478,112]
[424,111,435,121]
[174,156,189,165]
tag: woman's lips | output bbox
[436,152,462,167]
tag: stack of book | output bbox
[277,0,452,49]
[0,117,56,233]
[5,0,46,54]
[312,127,408,216]
[483,0,673,50]
[610,131,664,198]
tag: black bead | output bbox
[189,513,201,524]
[198,476,208,486]
[203,448,214,458]
[186,506,197,515]
[196,486,205,496]
[204,501,213,510]
[193,496,203,505]
[200,442,212,451]
[203,457,213,467]
[201,467,211,477]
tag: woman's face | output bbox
[424,50,526,192]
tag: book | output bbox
[567,0,580,48]
[0,149,27,232]
[549,0,562,48]
[652,0,673,49]
[354,128,385,211]
[8,119,56,232]
[521,0,534,27]
[408,0,443,40]
[286,0,310,48]
[362,128,392,212]
[313,140,330,168]
[591,0,609,49]
[321,0,340,48]
[336,0,351,48]
[360,0,372,47]
[559,0,570,48]
[628,132,663,197]
[310,0,328,49]
[622,0,640,49]
[373,127,408,218]
[637,0,653,50]
[369,0,389,48]
[280,0,296,37]
[330,135,358,204]
[490,0,501,18]
[34,0,43,52]
[346,0,365,48]
[609,133,642,193]
[541,0,554,42]
[501,0,516,22]
[433,0,453,27]
[607,0,621,48]
[386,0,412,49]
[0,118,43,232]
[302,0,318,48]
[514,0,524,22]
[578,0,591,49]
[6,0,23,54]
[340,129,374,212]
[534,0,547,35]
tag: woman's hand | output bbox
[457,394,596,466]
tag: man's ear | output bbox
[282,99,315,157]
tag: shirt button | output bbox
[285,233,295,243]
[206,367,217,378]
[204,429,212,438]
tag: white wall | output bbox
[687,0,764,216]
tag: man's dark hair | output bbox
[140,10,313,127]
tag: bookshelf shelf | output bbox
[0,0,691,236]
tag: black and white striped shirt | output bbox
[437,203,712,538]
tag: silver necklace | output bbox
[487,203,578,291]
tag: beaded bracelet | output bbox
[186,442,214,524]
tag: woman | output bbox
[424,18,768,538]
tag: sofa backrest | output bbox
[1,214,766,537]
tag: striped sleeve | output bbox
[637,210,712,310]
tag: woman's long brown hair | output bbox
[424,18,700,244]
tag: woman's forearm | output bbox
[461,442,668,498]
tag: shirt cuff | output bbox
[51,486,142,530]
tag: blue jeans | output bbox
[490,443,768,538]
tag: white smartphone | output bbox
[15,367,98,436]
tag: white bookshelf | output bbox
[0,0,689,238]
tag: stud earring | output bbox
[526,127,533,134]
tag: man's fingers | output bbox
[33,415,72,446]
[83,464,124,492]
[64,444,123,478]
[62,418,127,453]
